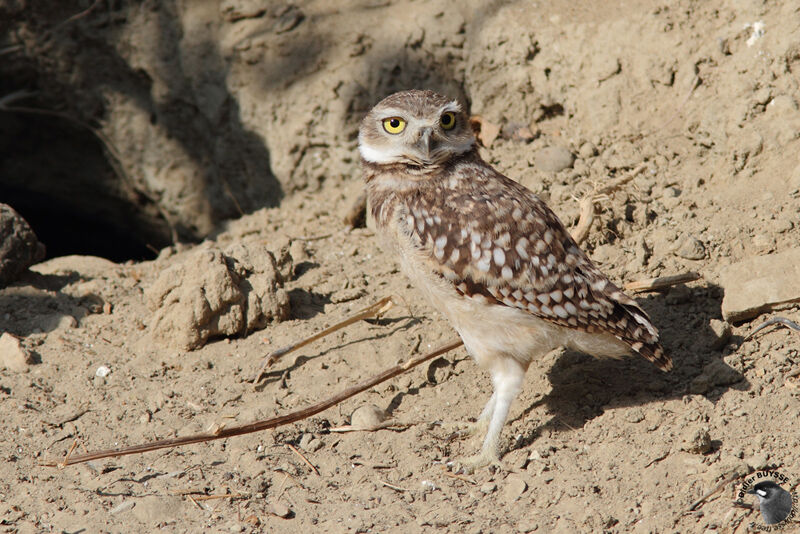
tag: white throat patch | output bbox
[359,142,400,164]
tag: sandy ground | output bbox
[2,0,800,532]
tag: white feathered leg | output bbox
[459,357,527,473]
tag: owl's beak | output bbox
[416,127,435,160]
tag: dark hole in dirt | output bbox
[0,110,172,262]
[539,102,564,120]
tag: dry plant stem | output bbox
[193,493,248,502]
[378,479,409,492]
[187,495,204,510]
[570,163,648,245]
[328,420,411,433]
[252,296,395,384]
[46,338,464,467]
[683,474,741,515]
[743,316,800,341]
[58,439,79,469]
[624,272,701,293]
[286,443,320,476]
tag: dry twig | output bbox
[328,420,412,433]
[378,479,409,492]
[286,443,320,476]
[743,317,800,341]
[683,474,741,515]
[187,495,205,511]
[624,272,701,293]
[194,493,248,502]
[57,439,79,469]
[440,468,477,485]
[570,163,648,245]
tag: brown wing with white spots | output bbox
[398,162,671,371]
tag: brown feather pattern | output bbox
[364,151,671,371]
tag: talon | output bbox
[453,451,504,474]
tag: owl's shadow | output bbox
[510,282,749,450]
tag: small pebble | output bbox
[578,142,597,159]
[751,233,774,251]
[674,235,705,260]
[109,500,135,515]
[350,404,387,430]
[420,480,437,492]
[269,502,292,519]
[480,481,497,494]
[534,146,575,173]
[306,438,324,452]
[96,365,112,378]
[625,409,645,423]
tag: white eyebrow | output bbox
[441,101,462,113]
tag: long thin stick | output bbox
[45,338,463,467]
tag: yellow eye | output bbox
[382,117,406,134]
[440,112,456,130]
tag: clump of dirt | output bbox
[145,241,290,351]
[1,1,800,533]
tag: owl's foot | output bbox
[453,449,503,475]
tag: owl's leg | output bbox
[475,391,498,427]
[458,358,527,473]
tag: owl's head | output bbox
[359,90,475,167]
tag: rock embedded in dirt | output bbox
[350,404,388,430]
[0,204,46,288]
[673,234,705,260]
[719,247,800,321]
[578,142,597,159]
[145,242,290,351]
[680,426,712,454]
[534,146,575,173]
[269,502,292,519]
[39,313,78,332]
[0,333,34,371]
[502,474,529,501]
[707,319,732,350]
[480,482,497,494]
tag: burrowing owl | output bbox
[359,89,671,472]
